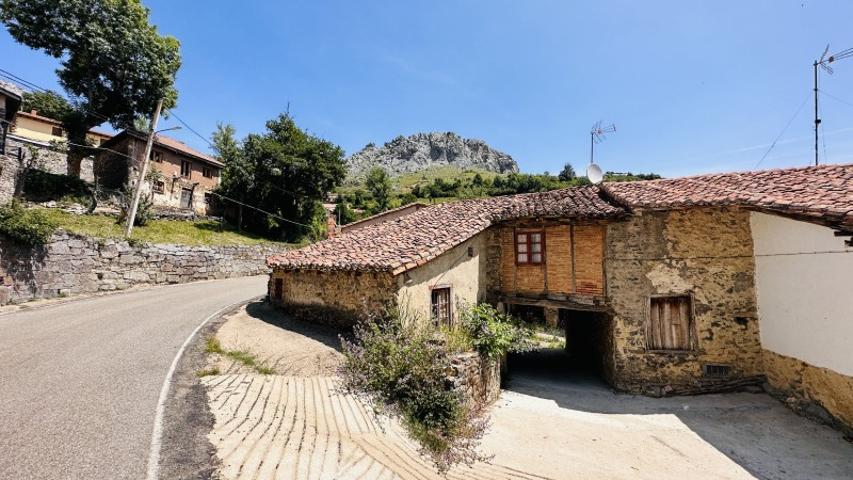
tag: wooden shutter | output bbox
[647,296,692,350]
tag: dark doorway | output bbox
[561,309,610,376]
[505,306,611,386]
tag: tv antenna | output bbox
[587,121,615,184]
[813,44,853,165]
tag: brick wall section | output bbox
[0,231,277,304]
[605,208,764,395]
[268,268,398,327]
[493,222,606,299]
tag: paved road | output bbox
[0,276,268,480]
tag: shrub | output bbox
[457,303,535,359]
[23,169,93,204]
[117,184,154,227]
[340,308,489,472]
[0,202,58,245]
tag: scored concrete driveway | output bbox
[0,275,267,480]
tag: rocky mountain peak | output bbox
[347,131,519,177]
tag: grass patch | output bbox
[204,335,275,375]
[37,208,288,246]
[196,367,221,377]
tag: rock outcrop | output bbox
[347,132,518,177]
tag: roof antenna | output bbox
[587,120,615,184]
[814,44,853,165]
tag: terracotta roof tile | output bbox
[601,163,853,229]
[268,186,623,273]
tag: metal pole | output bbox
[124,98,163,238]
[590,131,594,164]
[814,61,820,166]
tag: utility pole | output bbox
[814,60,820,166]
[124,98,163,238]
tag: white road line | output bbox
[145,295,262,480]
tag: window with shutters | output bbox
[431,287,452,326]
[647,295,694,351]
[515,231,544,264]
[180,160,192,178]
[51,126,63,137]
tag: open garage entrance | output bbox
[504,304,612,385]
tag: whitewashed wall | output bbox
[750,212,853,376]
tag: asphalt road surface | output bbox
[0,276,268,480]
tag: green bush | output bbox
[340,308,488,472]
[117,184,153,227]
[23,169,92,204]
[0,202,59,245]
[457,303,535,359]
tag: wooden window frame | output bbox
[51,125,63,137]
[202,165,215,178]
[152,180,164,194]
[645,293,697,353]
[515,230,545,265]
[180,159,192,178]
[430,285,452,327]
[152,150,163,163]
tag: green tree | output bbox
[365,166,391,212]
[333,201,357,225]
[20,91,72,120]
[1,0,181,177]
[216,114,346,240]
[558,163,576,182]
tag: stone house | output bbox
[267,163,853,430]
[94,130,223,215]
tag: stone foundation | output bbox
[0,231,278,304]
[448,352,502,406]
[763,349,853,434]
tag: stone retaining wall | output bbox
[448,352,502,406]
[0,231,280,304]
[6,135,95,182]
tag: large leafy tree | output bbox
[365,166,391,212]
[0,0,181,177]
[215,114,346,240]
[20,91,72,120]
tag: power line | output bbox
[205,190,311,228]
[0,67,111,124]
[755,94,809,168]
[606,249,851,262]
[163,109,214,148]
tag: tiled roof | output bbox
[339,202,428,231]
[105,129,223,167]
[267,186,624,274]
[601,163,853,229]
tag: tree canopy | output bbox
[558,163,576,182]
[0,0,181,176]
[20,91,72,120]
[364,166,392,213]
[214,115,346,241]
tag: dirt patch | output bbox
[205,301,343,377]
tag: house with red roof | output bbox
[94,129,223,214]
[267,163,853,431]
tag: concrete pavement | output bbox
[0,275,267,480]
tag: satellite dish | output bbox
[587,163,604,184]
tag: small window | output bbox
[431,287,451,326]
[647,295,694,351]
[152,150,163,163]
[515,231,544,264]
[202,166,215,178]
[51,126,63,137]
[204,192,212,205]
[180,160,191,178]
[152,180,164,194]
[274,278,283,300]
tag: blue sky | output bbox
[3,0,853,177]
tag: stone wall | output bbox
[0,231,278,304]
[605,208,764,395]
[448,352,502,406]
[763,349,853,434]
[7,135,94,182]
[268,268,398,327]
[0,151,20,204]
